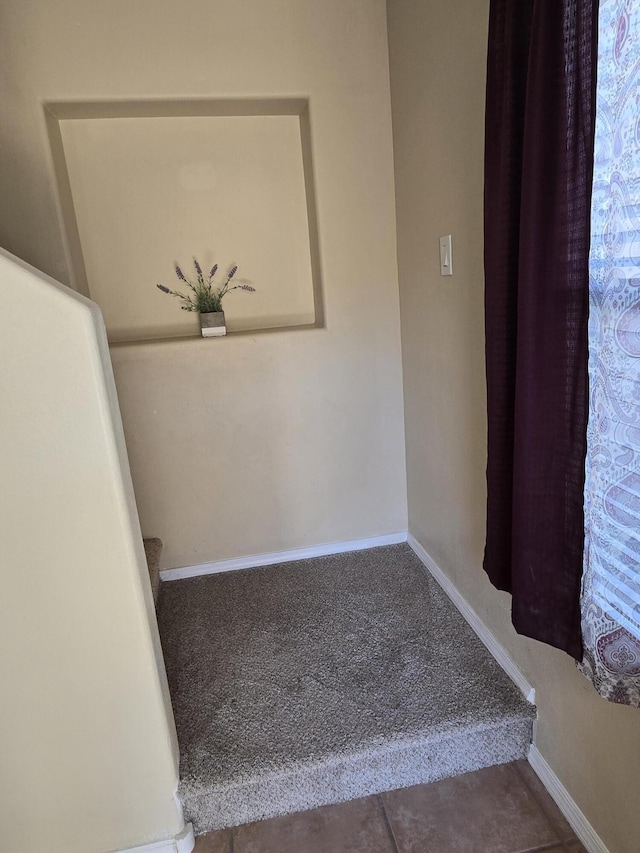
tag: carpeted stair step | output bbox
[143,537,163,607]
[158,544,536,834]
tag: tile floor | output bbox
[193,761,587,853]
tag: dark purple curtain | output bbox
[484,0,599,659]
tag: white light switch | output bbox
[440,235,453,276]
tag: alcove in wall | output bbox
[45,98,323,344]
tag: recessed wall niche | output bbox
[46,99,322,343]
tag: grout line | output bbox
[511,762,577,844]
[377,794,400,853]
[229,826,234,853]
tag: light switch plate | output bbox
[440,235,453,276]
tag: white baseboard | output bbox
[406,535,608,851]
[528,746,609,853]
[160,531,409,581]
[406,534,536,704]
[115,822,194,853]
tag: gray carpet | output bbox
[143,537,163,607]
[158,544,535,833]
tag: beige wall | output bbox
[0,0,408,569]
[386,2,640,852]
[0,250,184,853]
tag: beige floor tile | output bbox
[233,795,396,853]
[512,760,575,842]
[193,827,231,853]
[382,762,561,853]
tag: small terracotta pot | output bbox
[200,311,226,337]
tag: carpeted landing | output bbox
[157,544,536,834]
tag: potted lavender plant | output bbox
[157,259,255,337]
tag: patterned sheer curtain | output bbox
[579,0,640,707]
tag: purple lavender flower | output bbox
[175,265,187,282]
[228,265,238,279]
[157,284,171,293]
[239,284,256,291]
[194,258,203,277]
[209,263,218,278]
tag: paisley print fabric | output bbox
[579,0,640,707]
